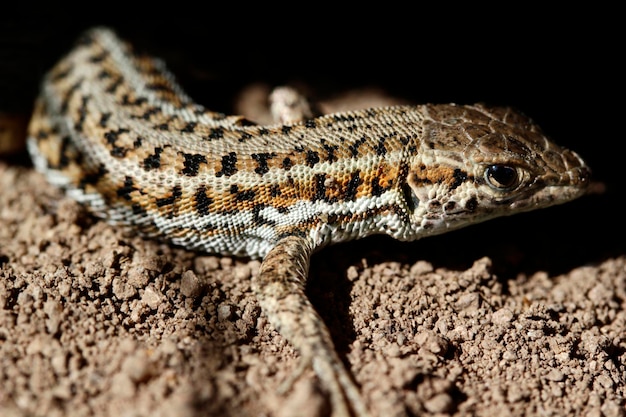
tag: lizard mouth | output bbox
[509,164,591,212]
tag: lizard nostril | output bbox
[579,167,591,183]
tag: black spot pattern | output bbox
[143,147,163,170]
[104,128,130,145]
[344,171,362,201]
[282,157,293,170]
[74,96,89,132]
[60,80,82,113]
[321,141,339,162]
[181,153,207,176]
[131,203,147,216]
[99,112,111,127]
[270,184,281,197]
[78,164,107,189]
[181,122,197,133]
[145,82,171,92]
[252,204,276,226]
[103,128,131,158]
[140,108,160,120]
[312,173,327,202]
[55,136,71,168]
[50,66,72,82]
[110,146,128,158]
[131,97,147,106]
[117,176,137,200]
[348,137,367,158]
[195,186,213,216]
[252,152,276,175]
[306,150,320,168]
[402,183,418,213]
[238,132,252,143]
[97,69,111,80]
[156,185,182,207]
[216,152,237,177]
[370,177,385,196]
[333,114,355,123]
[230,184,255,201]
[105,75,124,94]
[451,169,468,190]
[374,137,387,156]
[207,127,224,139]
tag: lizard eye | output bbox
[484,165,520,191]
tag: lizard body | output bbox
[27,27,590,417]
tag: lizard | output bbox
[26,27,591,417]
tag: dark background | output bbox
[1,6,622,274]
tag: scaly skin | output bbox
[27,27,590,417]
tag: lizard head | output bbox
[399,103,591,239]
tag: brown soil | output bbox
[0,87,624,417]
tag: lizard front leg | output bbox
[253,235,370,417]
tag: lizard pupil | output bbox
[485,165,519,190]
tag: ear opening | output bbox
[401,182,420,213]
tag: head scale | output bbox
[398,103,590,239]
